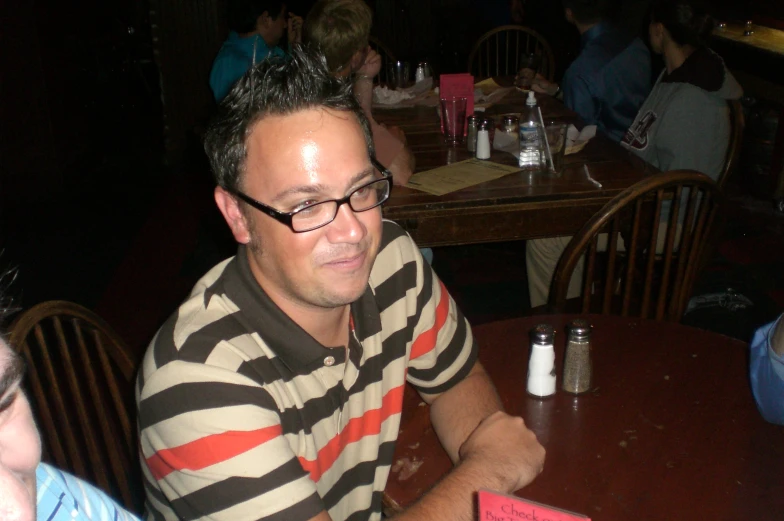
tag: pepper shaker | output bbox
[466,115,479,153]
[562,319,593,394]
[527,324,556,397]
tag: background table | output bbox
[377,90,657,247]
[385,314,784,520]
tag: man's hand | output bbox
[458,411,545,493]
[356,47,382,80]
[287,13,303,44]
[528,73,559,96]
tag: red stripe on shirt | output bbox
[410,279,450,360]
[298,384,405,482]
[146,424,282,480]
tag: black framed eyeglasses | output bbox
[232,157,393,233]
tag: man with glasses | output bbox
[136,48,544,521]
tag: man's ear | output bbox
[215,186,251,244]
[565,8,574,24]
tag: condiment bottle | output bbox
[475,120,491,160]
[466,115,478,153]
[519,91,544,171]
[562,319,593,394]
[527,324,556,397]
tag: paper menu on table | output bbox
[405,159,520,196]
[478,490,591,521]
[439,73,474,134]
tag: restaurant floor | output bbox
[5,171,784,359]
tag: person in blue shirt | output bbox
[0,288,140,521]
[749,314,784,425]
[209,0,303,102]
[526,0,652,143]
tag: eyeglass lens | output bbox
[291,177,390,232]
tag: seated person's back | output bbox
[563,21,651,142]
[530,0,651,143]
[209,0,301,101]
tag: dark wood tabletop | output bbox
[385,314,784,520]
[376,88,657,247]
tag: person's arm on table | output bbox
[750,314,784,425]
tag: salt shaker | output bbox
[527,324,556,397]
[562,319,592,394]
[475,120,491,160]
[466,115,478,153]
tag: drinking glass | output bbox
[544,121,567,175]
[388,61,411,90]
[440,97,468,144]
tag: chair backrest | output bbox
[9,301,141,513]
[369,35,396,85]
[548,171,721,322]
[467,25,555,81]
[717,99,745,190]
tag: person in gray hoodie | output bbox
[621,0,742,180]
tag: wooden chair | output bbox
[548,171,721,322]
[718,99,746,190]
[9,301,142,513]
[369,35,396,86]
[467,25,555,81]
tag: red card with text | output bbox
[478,489,590,521]
[439,73,474,135]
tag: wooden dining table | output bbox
[385,314,784,520]
[376,85,657,247]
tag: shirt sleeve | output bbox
[405,248,478,395]
[138,360,325,521]
[36,463,141,521]
[210,53,249,102]
[563,74,599,128]
[749,316,784,426]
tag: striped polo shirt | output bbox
[137,220,477,521]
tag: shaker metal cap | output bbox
[531,323,554,345]
[568,319,592,339]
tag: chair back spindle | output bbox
[468,25,555,81]
[548,171,721,322]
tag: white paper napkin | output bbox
[373,77,433,106]
[566,124,596,155]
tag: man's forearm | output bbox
[353,77,374,115]
[427,362,503,463]
[391,457,508,521]
[388,146,415,186]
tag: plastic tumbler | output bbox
[441,97,468,144]
[388,61,411,90]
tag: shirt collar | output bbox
[222,245,382,373]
